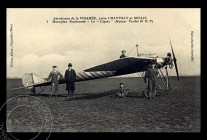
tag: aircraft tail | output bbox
[22,73,46,93]
[22,73,34,87]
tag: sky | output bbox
[7,8,200,78]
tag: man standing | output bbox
[64,63,76,99]
[120,50,127,58]
[144,63,159,100]
[47,66,63,97]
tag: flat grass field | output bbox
[6,76,200,132]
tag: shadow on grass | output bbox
[64,90,146,101]
[65,89,117,101]
[29,93,67,97]
[125,92,145,98]
[28,89,146,101]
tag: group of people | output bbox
[47,63,76,99]
[47,50,159,100]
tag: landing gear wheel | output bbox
[143,84,162,98]
[155,84,162,96]
[143,89,148,98]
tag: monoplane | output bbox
[13,39,179,97]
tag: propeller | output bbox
[169,38,179,81]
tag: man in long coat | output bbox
[64,63,76,98]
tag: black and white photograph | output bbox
[5,8,200,136]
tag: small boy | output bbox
[116,82,128,98]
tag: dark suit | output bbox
[64,69,76,95]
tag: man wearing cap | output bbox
[64,63,77,98]
[144,63,159,100]
[47,66,63,97]
[120,50,127,58]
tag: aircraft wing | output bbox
[76,57,156,81]
[85,57,156,74]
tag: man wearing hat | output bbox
[64,63,77,98]
[47,65,63,97]
[144,63,159,100]
[120,50,127,58]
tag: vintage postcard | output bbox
[4,8,200,137]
